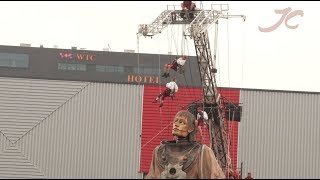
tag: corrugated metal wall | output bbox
[0,77,143,179]
[238,89,320,179]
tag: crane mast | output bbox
[138,3,245,175]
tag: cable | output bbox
[136,33,144,174]
[167,23,172,56]
[156,35,163,141]
[226,13,234,172]
[141,122,174,149]
[172,23,179,57]
[240,16,246,91]
[181,24,185,55]
[185,35,197,99]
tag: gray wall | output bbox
[0,77,143,179]
[238,89,320,179]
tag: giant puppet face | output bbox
[172,111,196,139]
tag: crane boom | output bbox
[138,3,245,176]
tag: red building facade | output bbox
[140,85,240,173]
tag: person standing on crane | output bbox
[180,1,197,20]
[196,106,208,142]
[152,77,178,107]
[161,55,187,78]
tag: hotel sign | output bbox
[128,75,159,84]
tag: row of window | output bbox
[58,63,86,71]
[0,53,29,68]
[0,54,160,75]
[58,63,161,75]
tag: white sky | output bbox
[1,1,319,92]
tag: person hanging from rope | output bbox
[161,55,187,78]
[180,1,197,20]
[195,106,208,142]
[152,77,178,107]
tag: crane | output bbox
[137,3,245,177]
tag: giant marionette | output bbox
[145,110,225,179]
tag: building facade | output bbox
[0,45,319,178]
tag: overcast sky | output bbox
[1,1,319,92]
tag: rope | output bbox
[136,34,140,82]
[240,14,246,93]
[173,25,188,110]
[168,24,175,138]
[224,13,234,171]
[226,13,232,164]
[211,17,220,91]
[169,91,175,138]
[184,35,198,99]
[171,23,179,57]
[167,24,172,55]
[156,35,163,141]
[214,22,230,165]
[141,122,174,149]
[136,32,144,174]
[181,25,184,55]
[226,12,231,89]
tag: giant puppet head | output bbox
[172,110,196,141]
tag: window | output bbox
[151,68,160,75]
[114,66,124,73]
[58,63,86,71]
[0,53,29,68]
[134,67,160,75]
[105,66,115,72]
[77,64,86,71]
[133,67,140,74]
[96,65,105,72]
[97,65,125,73]
[143,67,153,74]
[96,65,159,75]
[124,66,133,73]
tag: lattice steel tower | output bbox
[137,3,245,175]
